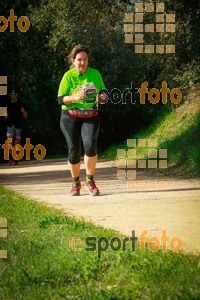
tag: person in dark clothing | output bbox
[6,89,28,165]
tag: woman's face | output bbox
[73,51,88,74]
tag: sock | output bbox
[86,175,94,182]
[72,176,80,182]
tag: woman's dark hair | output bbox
[68,44,90,67]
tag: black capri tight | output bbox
[60,110,100,164]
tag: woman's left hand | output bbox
[97,92,107,104]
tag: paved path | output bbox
[0,159,200,254]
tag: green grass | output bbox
[43,154,67,160]
[0,186,200,299]
[104,91,200,177]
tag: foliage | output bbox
[104,89,200,176]
[0,0,199,156]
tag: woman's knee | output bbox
[68,148,81,164]
[84,142,97,157]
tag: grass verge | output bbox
[103,90,200,177]
[0,186,200,299]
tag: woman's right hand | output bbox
[73,90,86,102]
[62,90,86,105]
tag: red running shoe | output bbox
[71,181,81,196]
[85,180,100,196]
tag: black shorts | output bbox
[60,110,100,164]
